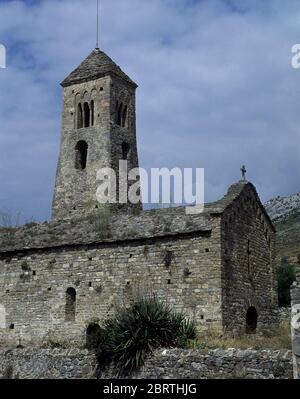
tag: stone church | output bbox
[0,47,278,348]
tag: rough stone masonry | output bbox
[0,348,293,380]
[0,48,278,349]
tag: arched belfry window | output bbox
[65,287,76,322]
[77,103,83,129]
[84,102,90,127]
[75,141,88,170]
[117,102,123,126]
[116,101,128,127]
[122,105,127,128]
[122,141,130,160]
[118,103,123,126]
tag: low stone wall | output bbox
[0,347,293,379]
[0,348,293,379]
[0,348,97,379]
[135,348,293,380]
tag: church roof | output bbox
[61,48,137,88]
[204,180,276,231]
[0,180,275,253]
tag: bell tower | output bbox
[52,48,141,220]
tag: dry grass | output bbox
[190,321,291,351]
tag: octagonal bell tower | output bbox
[52,48,141,220]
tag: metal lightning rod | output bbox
[96,0,100,49]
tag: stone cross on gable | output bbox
[240,165,247,181]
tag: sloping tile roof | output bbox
[61,48,137,88]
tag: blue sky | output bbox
[0,0,300,222]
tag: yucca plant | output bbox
[97,297,196,375]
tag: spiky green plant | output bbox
[97,297,196,375]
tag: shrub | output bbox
[189,320,291,351]
[0,211,20,228]
[0,211,35,228]
[0,211,36,243]
[278,258,296,307]
[97,297,196,375]
[87,206,110,237]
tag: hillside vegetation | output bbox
[265,193,300,260]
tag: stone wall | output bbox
[0,348,293,379]
[291,266,300,379]
[0,206,211,253]
[0,348,96,379]
[0,181,278,347]
[221,183,278,334]
[278,307,291,324]
[135,348,293,380]
[0,230,222,347]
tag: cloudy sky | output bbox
[0,0,300,222]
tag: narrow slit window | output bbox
[117,102,123,126]
[91,100,95,126]
[77,103,83,129]
[116,101,119,124]
[65,287,76,321]
[84,102,90,127]
[122,142,130,160]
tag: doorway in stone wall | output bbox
[86,323,102,349]
[246,306,258,334]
